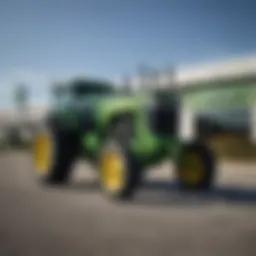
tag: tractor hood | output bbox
[94,93,150,127]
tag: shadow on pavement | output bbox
[132,180,256,207]
[55,178,256,207]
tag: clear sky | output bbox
[1,0,256,108]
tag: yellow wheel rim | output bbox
[179,151,205,185]
[33,133,52,174]
[100,150,125,192]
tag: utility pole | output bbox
[13,83,30,132]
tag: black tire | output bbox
[98,117,143,201]
[32,126,78,185]
[175,141,216,191]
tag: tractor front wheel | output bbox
[175,142,216,191]
[98,118,142,201]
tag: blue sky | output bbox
[1,0,256,108]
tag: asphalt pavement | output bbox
[0,151,256,256]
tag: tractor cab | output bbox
[52,78,116,101]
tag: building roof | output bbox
[176,54,256,85]
[131,54,256,88]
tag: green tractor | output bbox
[32,77,217,201]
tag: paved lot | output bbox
[0,151,256,256]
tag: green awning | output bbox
[181,83,256,111]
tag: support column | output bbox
[179,104,196,141]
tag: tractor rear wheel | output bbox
[32,127,78,185]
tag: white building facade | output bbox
[129,54,256,143]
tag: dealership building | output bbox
[0,54,255,144]
[129,54,256,143]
